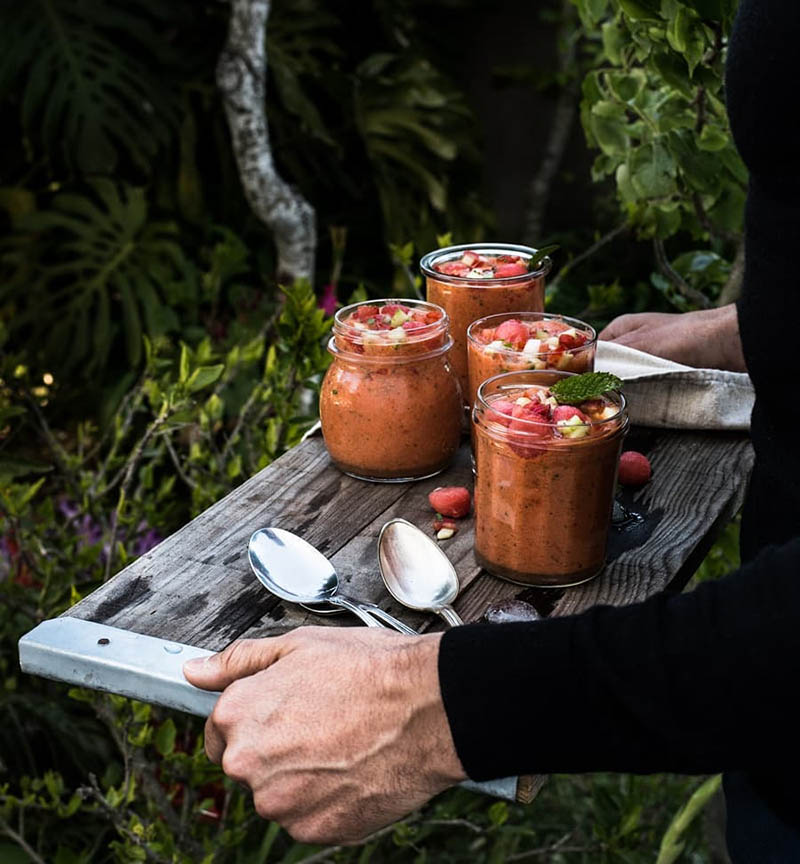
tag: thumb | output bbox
[183,637,288,691]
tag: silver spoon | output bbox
[248,528,417,635]
[378,519,464,627]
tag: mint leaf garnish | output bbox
[528,244,559,271]
[550,372,622,404]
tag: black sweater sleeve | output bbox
[439,537,800,780]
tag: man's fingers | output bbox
[184,636,289,690]
[204,714,226,764]
[598,315,641,341]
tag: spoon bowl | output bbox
[248,528,417,635]
[378,519,464,626]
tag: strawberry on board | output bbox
[428,486,471,518]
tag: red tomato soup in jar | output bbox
[466,312,596,409]
[420,243,552,402]
[320,299,462,482]
[473,370,628,586]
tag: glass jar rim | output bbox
[333,298,448,345]
[327,333,455,364]
[419,242,553,283]
[475,369,627,433]
[466,311,597,356]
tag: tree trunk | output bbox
[217,0,316,284]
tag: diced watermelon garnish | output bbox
[487,398,516,426]
[355,305,379,321]
[553,405,589,424]
[379,304,404,317]
[435,260,470,276]
[493,262,528,278]
[402,320,426,331]
[494,319,529,350]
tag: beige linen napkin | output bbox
[596,341,754,431]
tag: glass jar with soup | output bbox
[320,299,462,482]
[420,243,552,402]
[472,370,628,586]
[466,312,597,410]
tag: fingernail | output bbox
[184,655,212,672]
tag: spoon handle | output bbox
[354,602,418,636]
[330,595,385,628]
[438,605,464,628]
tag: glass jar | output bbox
[472,370,628,586]
[420,243,552,403]
[466,312,597,410]
[319,299,463,482]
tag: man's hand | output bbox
[183,627,466,845]
[599,304,747,372]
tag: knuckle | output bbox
[220,747,249,785]
[220,638,256,671]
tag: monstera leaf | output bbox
[0,0,180,173]
[2,180,196,373]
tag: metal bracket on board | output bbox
[19,616,520,802]
[19,617,219,717]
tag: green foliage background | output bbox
[0,0,743,860]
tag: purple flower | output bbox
[132,522,162,556]
[319,283,338,317]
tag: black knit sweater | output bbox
[439,0,800,839]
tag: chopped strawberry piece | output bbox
[379,304,403,317]
[493,262,528,278]
[433,517,458,533]
[429,486,471,518]
[402,320,426,331]
[618,451,651,486]
[355,305,379,321]
[558,330,588,349]
[553,405,589,424]
[423,309,440,324]
[494,319,529,350]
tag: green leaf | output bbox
[529,244,559,270]
[187,364,224,393]
[657,775,722,864]
[698,123,729,152]
[179,344,190,384]
[589,102,629,157]
[1,180,194,374]
[488,801,509,826]
[666,5,694,54]
[618,0,661,21]
[630,141,677,199]
[550,372,623,404]
[154,718,176,756]
[0,0,181,173]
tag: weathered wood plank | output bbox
[67,428,754,652]
[67,438,418,649]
